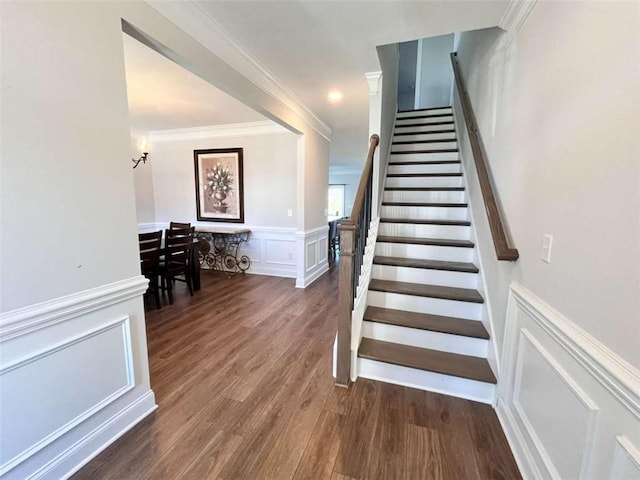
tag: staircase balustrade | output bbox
[450,52,519,261]
[336,134,380,387]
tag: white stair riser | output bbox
[389,152,459,162]
[380,205,468,221]
[362,321,488,357]
[393,132,456,142]
[395,124,455,134]
[378,222,470,240]
[375,242,474,262]
[367,290,483,320]
[396,115,453,126]
[357,358,495,404]
[383,190,466,203]
[397,108,451,118]
[387,163,461,175]
[372,264,479,289]
[392,141,457,152]
[385,176,463,188]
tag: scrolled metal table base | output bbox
[196,231,251,276]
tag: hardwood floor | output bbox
[72,267,521,480]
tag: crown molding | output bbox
[499,0,537,42]
[365,71,382,96]
[145,0,332,141]
[148,121,290,143]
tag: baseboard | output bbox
[495,402,541,480]
[295,262,329,288]
[37,390,157,480]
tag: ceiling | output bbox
[129,1,509,166]
[122,33,265,132]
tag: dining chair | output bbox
[138,230,163,309]
[169,221,191,230]
[161,227,194,304]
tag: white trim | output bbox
[146,0,332,140]
[509,283,640,417]
[31,391,157,480]
[498,0,537,45]
[295,225,329,288]
[365,71,382,96]
[148,121,291,143]
[0,276,149,341]
[0,317,136,477]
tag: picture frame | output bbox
[194,148,244,223]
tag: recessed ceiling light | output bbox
[328,90,343,103]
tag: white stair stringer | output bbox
[349,217,380,382]
[358,358,495,404]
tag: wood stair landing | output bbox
[364,306,489,339]
[359,338,496,384]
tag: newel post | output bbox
[336,219,356,387]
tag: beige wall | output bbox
[300,129,331,229]
[149,131,299,228]
[456,2,640,369]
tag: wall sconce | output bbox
[132,152,149,169]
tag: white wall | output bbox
[149,129,298,229]
[454,2,640,478]
[329,171,362,216]
[0,3,155,479]
[131,131,156,225]
[416,33,454,109]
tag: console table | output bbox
[195,227,251,276]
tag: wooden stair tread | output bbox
[398,106,451,113]
[377,236,474,248]
[359,338,496,384]
[390,148,458,155]
[380,218,470,226]
[392,138,456,145]
[387,173,462,178]
[396,113,453,121]
[384,187,464,192]
[394,129,455,136]
[364,306,489,339]
[389,160,460,165]
[396,121,454,128]
[373,256,479,273]
[369,279,484,303]
[382,202,467,207]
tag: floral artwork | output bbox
[194,148,244,223]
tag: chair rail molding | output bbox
[497,282,640,480]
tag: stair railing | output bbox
[450,52,519,261]
[336,134,380,387]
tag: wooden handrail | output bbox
[335,134,379,387]
[350,134,380,221]
[450,52,519,261]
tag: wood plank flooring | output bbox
[72,267,521,480]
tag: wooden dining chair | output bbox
[161,227,194,304]
[138,230,163,309]
[169,221,191,230]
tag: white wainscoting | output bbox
[497,283,640,480]
[0,276,156,480]
[295,225,329,288]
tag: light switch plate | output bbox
[287,209,293,217]
[541,234,553,263]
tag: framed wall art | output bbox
[194,148,244,223]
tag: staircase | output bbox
[356,106,497,404]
